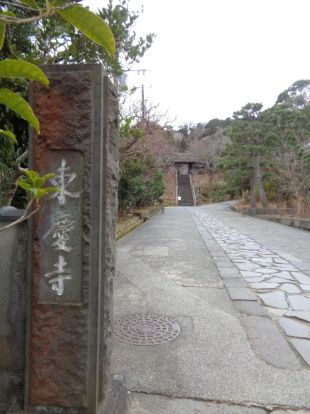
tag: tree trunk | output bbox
[254,155,269,208]
[250,173,256,208]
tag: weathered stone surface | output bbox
[250,282,279,290]
[279,317,310,338]
[255,268,277,274]
[288,295,310,311]
[252,257,272,265]
[37,152,83,303]
[128,393,267,414]
[234,301,268,316]
[241,317,301,369]
[28,65,119,411]
[0,373,23,406]
[0,223,26,370]
[218,267,241,278]
[241,271,264,278]
[258,292,288,309]
[128,393,266,414]
[292,272,310,284]
[273,263,296,271]
[213,259,234,268]
[235,261,259,271]
[192,206,310,372]
[268,277,293,284]
[101,375,128,414]
[290,339,310,365]
[274,258,289,264]
[279,283,301,294]
[285,311,310,323]
[134,246,169,256]
[245,277,266,283]
[0,223,27,408]
[272,271,294,281]
[223,278,248,288]
[271,410,310,414]
[0,206,24,220]
[227,288,257,301]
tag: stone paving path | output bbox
[192,207,310,367]
[114,206,310,412]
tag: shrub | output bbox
[118,153,164,211]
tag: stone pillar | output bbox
[26,65,126,413]
[0,218,27,412]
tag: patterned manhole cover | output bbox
[113,313,181,346]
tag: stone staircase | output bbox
[177,174,194,206]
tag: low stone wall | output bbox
[116,205,162,240]
[231,205,310,231]
[116,215,142,240]
[230,205,297,216]
[259,215,310,231]
[134,204,163,220]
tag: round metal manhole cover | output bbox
[113,313,181,346]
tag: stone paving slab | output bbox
[234,301,268,317]
[279,317,310,339]
[214,260,235,268]
[280,283,301,294]
[258,292,288,309]
[224,278,248,288]
[292,272,310,284]
[218,267,242,278]
[286,311,310,323]
[227,288,257,301]
[289,295,310,311]
[250,282,280,290]
[240,316,301,370]
[291,339,310,365]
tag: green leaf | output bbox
[51,0,66,6]
[0,11,15,17]
[19,168,39,184]
[17,170,59,200]
[41,172,56,180]
[58,5,115,56]
[0,88,40,132]
[30,188,54,199]
[33,173,56,187]
[0,59,49,86]
[19,169,56,187]
[19,0,39,8]
[0,129,16,144]
[42,186,59,192]
[0,23,5,50]
[17,180,33,191]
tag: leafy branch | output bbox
[0,168,58,231]
[0,0,116,228]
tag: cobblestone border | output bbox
[192,209,310,369]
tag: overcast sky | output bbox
[84,0,310,126]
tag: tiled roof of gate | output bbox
[173,152,201,163]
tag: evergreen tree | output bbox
[221,103,278,208]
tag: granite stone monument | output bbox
[25,64,126,413]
